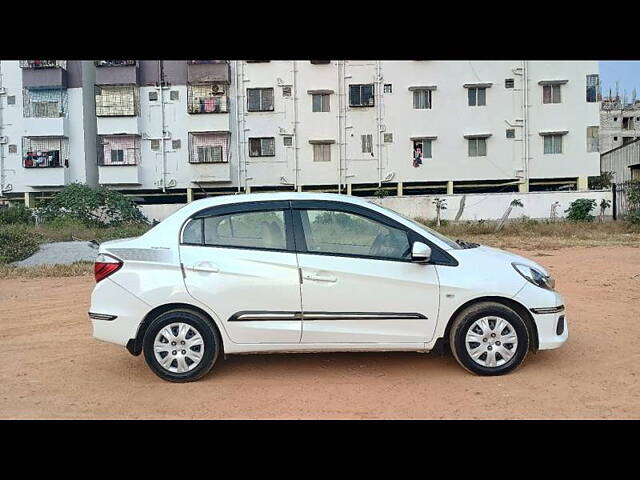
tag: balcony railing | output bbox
[187,60,228,65]
[187,84,228,114]
[20,60,67,69]
[95,86,139,117]
[95,60,137,67]
[22,136,69,168]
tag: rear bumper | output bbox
[90,278,150,347]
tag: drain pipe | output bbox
[522,60,530,186]
[336,61,342,193]
[234,60,242,193]
[0,62,5,196]
[158,61,168,193]
[375,60,383,187]
[292,60,299,190]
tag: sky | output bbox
[599,61,640,100]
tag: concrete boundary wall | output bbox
[139,190,613,223]
[368,190,613,221]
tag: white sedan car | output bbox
[90,192,567,382]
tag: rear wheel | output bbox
[449,302,529,376]
[143,309,220,382]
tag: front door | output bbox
[292,202,440,344]
[179,202,302,344]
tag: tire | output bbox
[143,309,221,382]
[449,302,529,376]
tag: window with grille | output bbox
[189,132,229,163]
[283,136,293,146]
[505,78,514,88]
[22,136,68,168]
[543,135,563,154]
[249,137,276,157]
[468,87,486,106]
[413,139,432,159]
[247,88,274,112]
[586,74,599,103]
[587,127,599,152]
[149,91,158,101]
[506,129,515,139]
[313,143,331,162]
[23,88,67,118]
[282,86,292,97]
[312,94,330,112]
[349,84,374,107]
[543,84,561,104]
[413,89,432,109]
[172,139,181,149]
[468,138,487,157]
[170,90,179,101]
[95,86,138,116]
[361,134,373,154]
[187,84,228,114]
[384,84,392,93]
[7,96,15,105]
[99,135,140,165]
[384,133,393,143]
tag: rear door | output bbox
[292,201,440,344]
[179,201,302,344]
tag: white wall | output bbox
[369,190,613,221]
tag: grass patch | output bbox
[0,261,94,279]
[414,217,640,250]
[27,218,151,243]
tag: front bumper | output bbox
[514,281,569,350]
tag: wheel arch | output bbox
[126,303,225,356]
[439,296,539,353]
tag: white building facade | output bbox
[0,60,601,204]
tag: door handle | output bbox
[303,272,337,283]
[187,262,220,273]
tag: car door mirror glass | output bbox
[411,242,431,263]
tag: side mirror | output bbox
[411,241,431,263]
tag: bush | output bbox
[565,198,596,222]
[0,226,42,264]
[37,183,148,227]
[589,172,614,190]
[0,204,35,225]
[626,180,640,225]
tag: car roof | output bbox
[186,191,375,208]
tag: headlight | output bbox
[512,263,555,291]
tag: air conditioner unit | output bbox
[210,84,222,94]
[0,136,8,144]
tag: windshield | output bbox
[373,204,462,250]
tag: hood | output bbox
[471,245,550,276]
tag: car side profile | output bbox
[89,192,568,382]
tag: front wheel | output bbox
[143,309,221,382]
[449,302,530,376]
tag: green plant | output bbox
[0,204,35,225]
[374,187,389,198]
[37,183,148,227]
[588,172,614,190]
[625,180,640,224]
[0,225,42,264]
[432,197,447,227]
[565,198,597,222]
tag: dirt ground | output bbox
[1,245,639,419]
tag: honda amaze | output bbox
[90,192,567,382]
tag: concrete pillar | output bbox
[446,181,454,195]
[297,185,303,192]
[346,183,352,195]
[518,180,529,193]
[246,185,251,194]
[397,182,403,196]
[186,188,194,203]
[24,192,36,208]
[577,176,588,191]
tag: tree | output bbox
[599,198,611,222]
[432,197,447,227]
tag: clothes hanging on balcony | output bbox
[204,98,216,112]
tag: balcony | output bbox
[187,61,230,84]
[188,131,232,183]
[97,134,141,185]
[21,61,67,89]
[22,135,70,187]
[98,164,140,185]
[24,165,70,187]
[95,60,139,86]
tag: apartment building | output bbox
[0,60,97,205]
[0,60,601,203]
[599,97,640,153]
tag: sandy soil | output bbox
[1,246,639,419]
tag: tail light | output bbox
[94,253,123,283]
